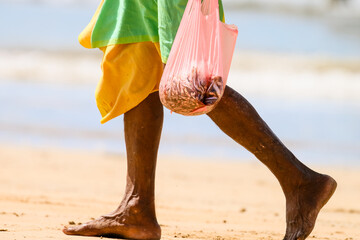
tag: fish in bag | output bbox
[159,0,238,116]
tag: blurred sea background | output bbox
[0,0,359,166]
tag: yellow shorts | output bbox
[96,42,163,124]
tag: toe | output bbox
[63,224,93,236]
[63,225,83,235]
[62,226,75,235]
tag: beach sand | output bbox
[0,144,359,240]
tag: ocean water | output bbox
[1,2,360,57]
[1,79,359,167]
[0,2,359,166]
[230,11,360,57]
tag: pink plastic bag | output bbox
[159,0,238,116]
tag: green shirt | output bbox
[90,0,224,63]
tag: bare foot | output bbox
[63,201,161,240]
[283,174,337,240]
[63,216,160,240]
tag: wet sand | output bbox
[0,144,359,239]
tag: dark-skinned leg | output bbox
[63,92,163,240]
[207,86,337,240]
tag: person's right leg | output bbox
[63,92,163,240]
[207,86,337,240]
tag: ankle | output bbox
[117,194,157,220]
[282,170,324,198]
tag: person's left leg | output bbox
[207,86,336,240]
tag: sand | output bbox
[0,144,359,240]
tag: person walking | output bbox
[63,1,337,239]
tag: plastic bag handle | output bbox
[185,0,219,17]
[201,0,219,16]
